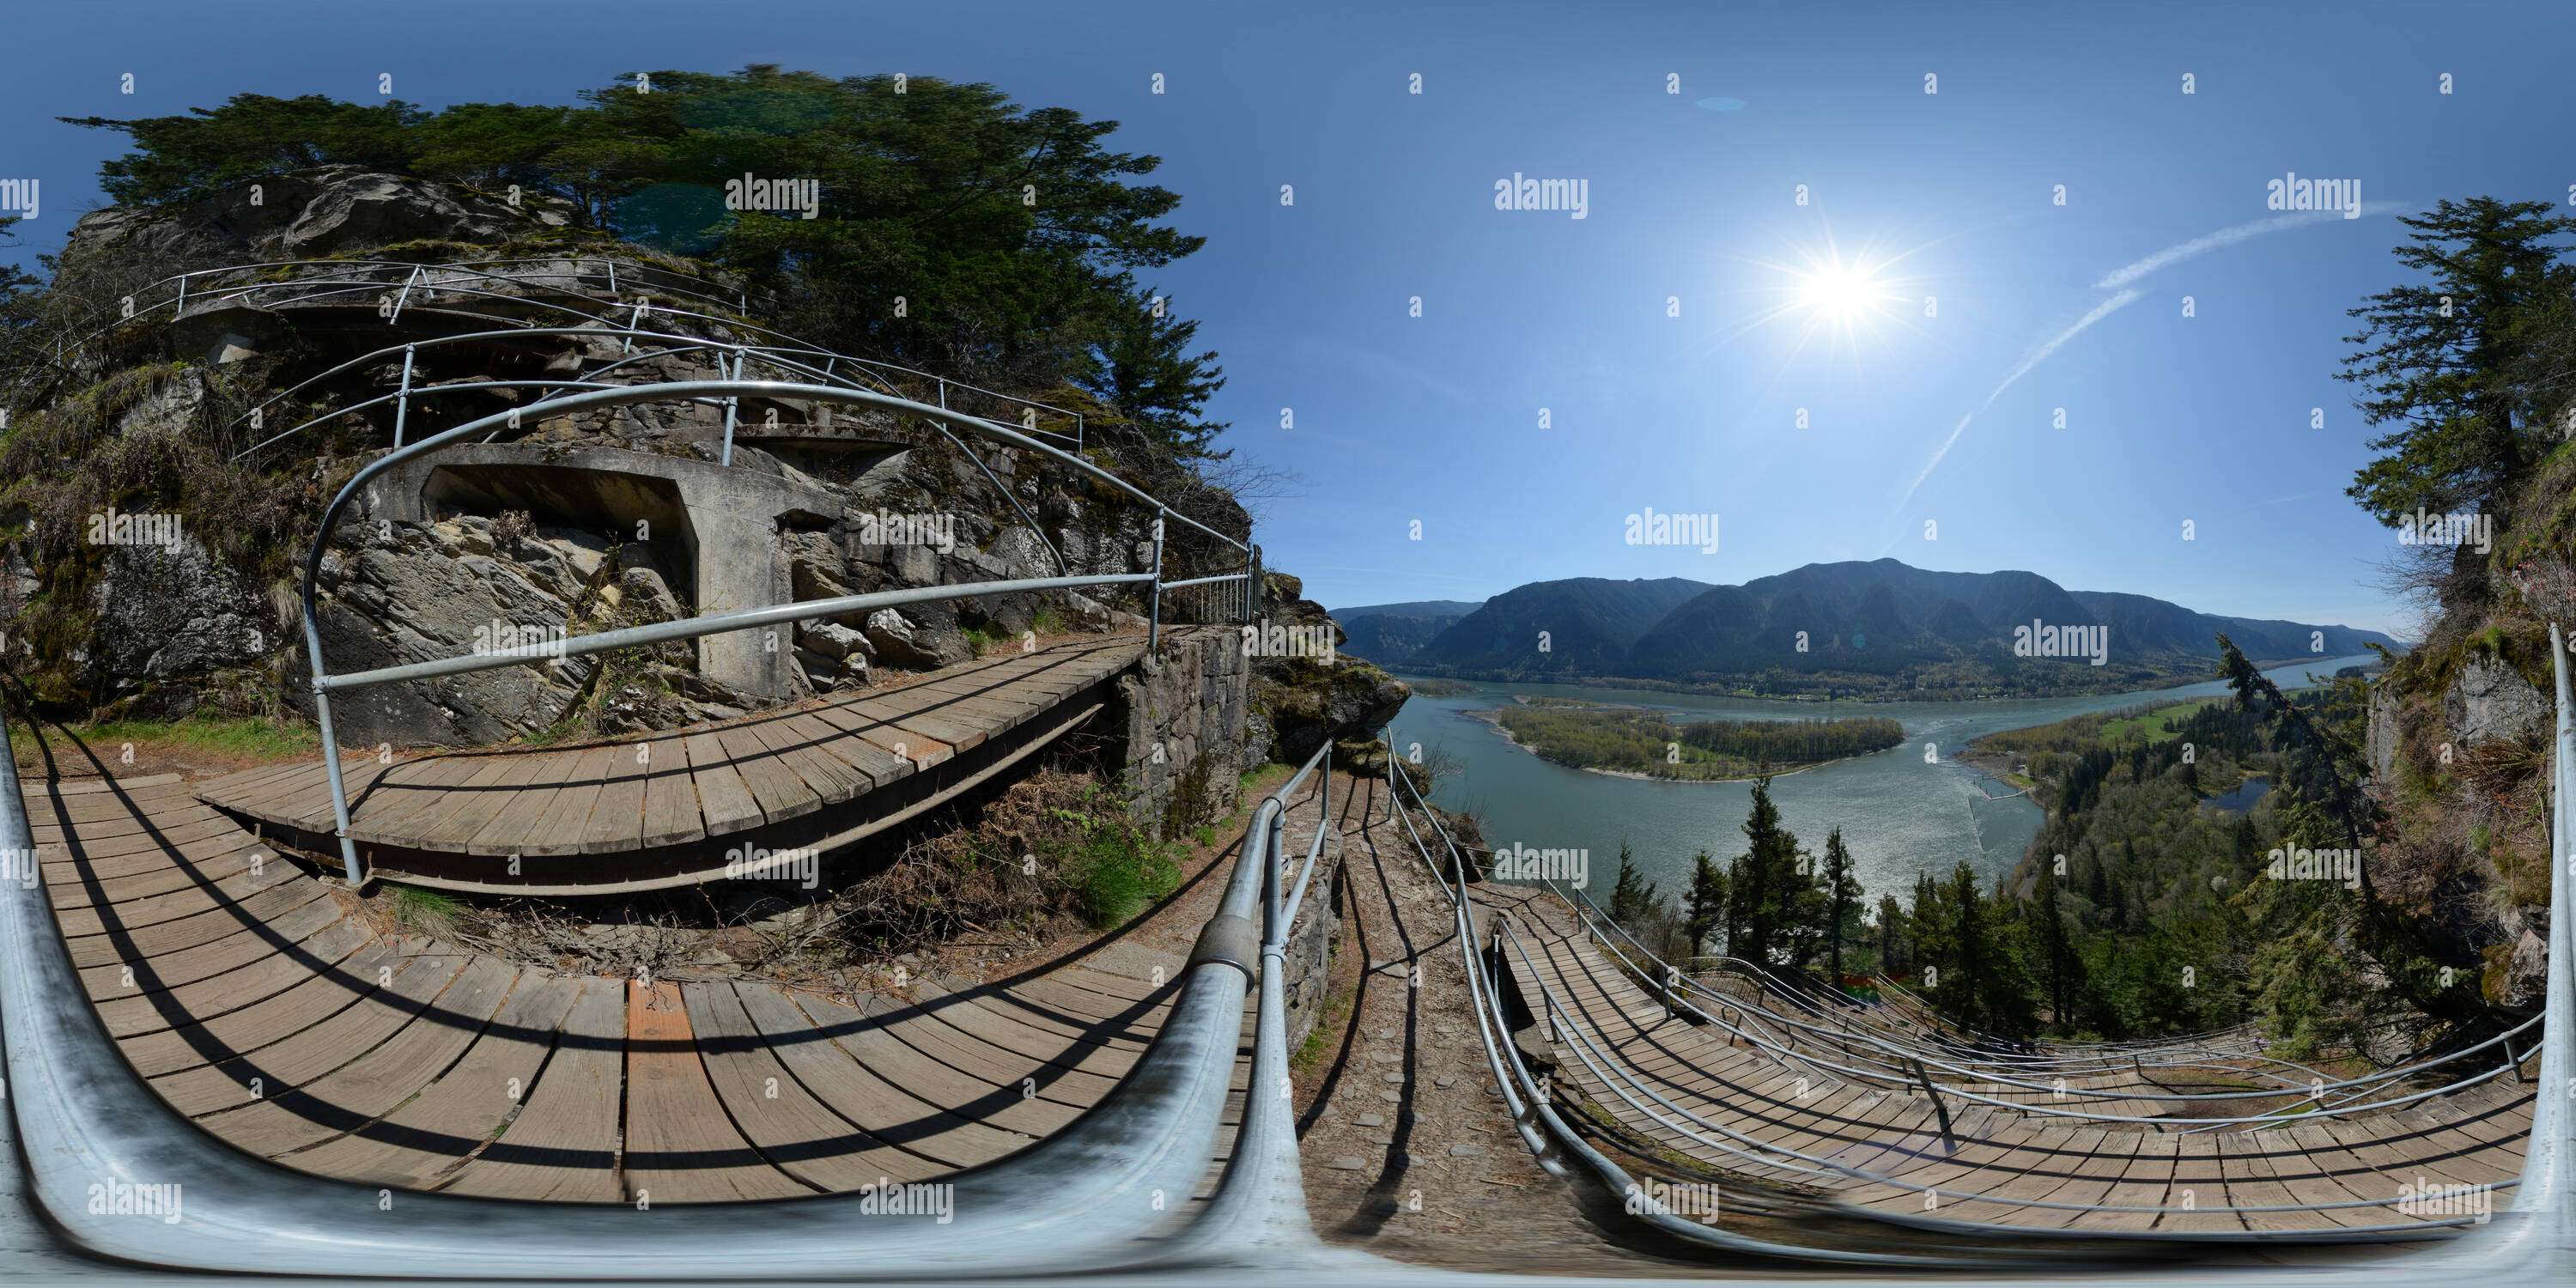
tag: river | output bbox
[1386,655,2369,905]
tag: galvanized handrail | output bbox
[295,376,1253,885]
[1552,872,2537,1127]
[15,255,1093,453]
[0,694,1282,1277]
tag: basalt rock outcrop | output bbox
[1243,571,1411,768]
[3,168,1398,769]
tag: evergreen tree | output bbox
[1684,848,1729,958]
[2030,860,2081,1028]
[1607,841,1659,927]
[1876,893,1907,975]
[2341,197,2576,522]
[1820,826,1862,976]
[1728,775,1825,969]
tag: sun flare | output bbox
[1793,257,1886,320]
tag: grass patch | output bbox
[2098,696,2226,746]
[1046,786,1183,929]
[9,713,318,763]
[384,882,462,937]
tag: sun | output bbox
[1792,256,1889,321]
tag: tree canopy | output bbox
[62,66,1227,457]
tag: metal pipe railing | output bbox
[292,375,1247,884]
[0,690,1279,1276]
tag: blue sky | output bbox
[5,0,2568,636]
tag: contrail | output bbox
[1895,289,2141,512]
[2093,203,2406,290]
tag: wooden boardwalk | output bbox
[1480,885,2532,1240]
[26,771,1253,1205]
[195,635,1148,893]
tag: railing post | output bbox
[720,348,741,467]
[606,258,617,298]
[1909,1055,1959,1152]
[391,344,415,447]
[1265,807,1286,949]
[389,264,421,326]
[1148,507,1166,653]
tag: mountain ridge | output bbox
[1334,559,2400,700]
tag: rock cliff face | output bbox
[1243,572,1411,768]
[5,167,1407,762]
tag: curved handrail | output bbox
[0,693,1283,1277]
[293,375,1251,883]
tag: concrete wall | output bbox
[370,442,838,700]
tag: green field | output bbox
[2098,696,2227,745]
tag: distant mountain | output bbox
[1330,599,1486,667]
[1402,559,2401,699]
[1411,578,1717,674]
[1332,599,1486,620]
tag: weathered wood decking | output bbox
[1480,885,2531,1239]
[26,770,1253,1204]
[195,635,1149,892]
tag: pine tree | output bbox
[1607,841,1659,927]
[1728,775,1823,969]
[1877,893,1907,975]
[2341,197,2576,522]
[2030,860,2081,1029]
[1820,826,1862,977]
[1685,849,1729,958]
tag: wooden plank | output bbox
[193,955,520,1157]
[265,756,401,828]
[81,893,351,1001]
[579,738,655,854]
[799,702,926,783]
[677,981,936,1190]
[283,973,584,1189]
[729,982,1021,1170]
[460,751,584,857]
[744,710,877,805]
[439,979,626,1202]
[712,724,819,824]
[840,696,982,756]
[523,745,620,858]
[109,931,389,1064]
[681,730,764,836]
[622,981,811,1201]
[344,754,509,843]
[149,939,469,1117]
[636,734,705,849]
